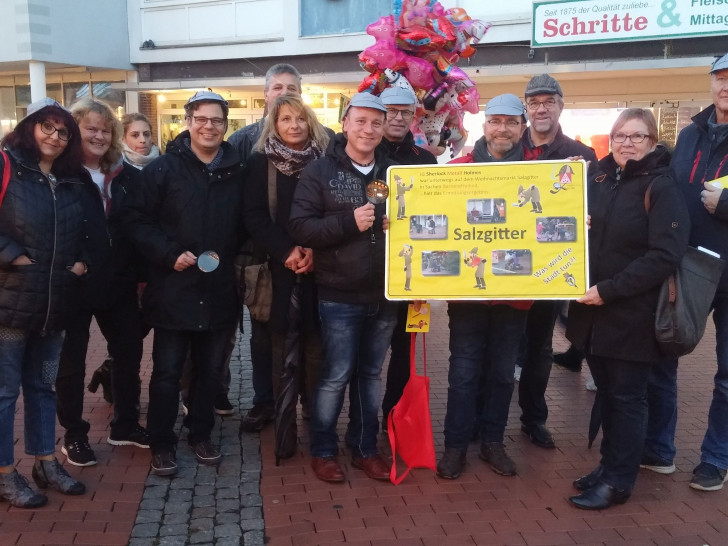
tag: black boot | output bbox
[87,358,114,404]
[569,481,630,510]
[0,470,48,508]
[573,465,604,491]
[32,459,86,495]
[553,345,583,372]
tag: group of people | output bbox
[2,52,728,514]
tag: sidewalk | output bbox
[3,301,728,545]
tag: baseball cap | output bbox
[380,86,417,106]
[484,94,527,119]
[342,92,387,117]
[524,74,563,98]
[27,97,69,116]
[184,90,229,114]
[710,52,728,74]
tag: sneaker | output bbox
[640,453,675,475]
[514,365,522,382]
[437,447,466,480]
[690,462,728,491]
[61,440,97,467]
[214,393,234,416]
[240,403,275,432]
[191,440,222,466]
[151,450,177,477]
[181,398,189,417]
[479,442,516,476]
[107,424,150,448]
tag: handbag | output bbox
[242,161,277,322]
[645,183,726,357]
[387,332,437,485]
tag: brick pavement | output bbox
[3,302,728,545]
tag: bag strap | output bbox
[644,180,677,303]
[267,160,277,222]
[0,150,10,209]
[388,331,427,485]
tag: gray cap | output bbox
[343,92,387,117]
[711,53,728,74]
[185,90,229,109]
[484,94,527,119]
[380,86,417,106]
[27,97,69,116]
[524,74,563,98]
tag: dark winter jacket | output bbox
[521,126,599,177]
[0,145,85,331]
[243,151,318,333]
[288,133,396,304]
[78,161,145,310]
[123,131,246,330]
[380,131,438,166]
[567,146,690,362]
[671,105,728,295]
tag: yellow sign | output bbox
[405,303,431,333]
[385,160,588,300]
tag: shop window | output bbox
[0,87,17,137]
[300,0,391,36]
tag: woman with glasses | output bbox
[122,112,160,170]
[0,98,87,508]
[243,95,329,463]
[566,109,689,510]
[54,98,148,468]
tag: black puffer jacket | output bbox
[78,161,145,309]
[0,145,84,331]
[567,146,690,362]
[289,133,397,304]
[122,131,246,330]
[380,132,437,166]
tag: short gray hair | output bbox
[264,64,302,92]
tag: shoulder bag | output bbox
[0,150,11,209]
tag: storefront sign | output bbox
[532,0,728,47]
[384,161,588,300]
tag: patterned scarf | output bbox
[264,136,323,177]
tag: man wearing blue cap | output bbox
[378,85,437,432]
[437,94,533,480]
[289,92,398,483]
[124,90,246,476]
[671,52,728,491]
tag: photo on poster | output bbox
[421,250,460,276]
[535,217,577,242]
[410,214,447,239]
[466,198,506,224]
[491,250,532,276]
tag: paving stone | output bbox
[195,485,215,496]
[128,539,156,546]
[188,529,214,544]
[218,498,240,513]
[135,509,163,524]
[130,523,160,538]
[243,530,266,546]
[157,537,189,546]
[240,493,262,508]
[240,507,263,520]
[159,523,189,536]
[193,494,216,507]
[191,507,216,519]
[139,498,166,511]
[217,512,240,525]
[216,487,239,500]
[215,523,243,538]
[164,500,192,515]
[189,518,215,531]
[216,537,244,546]
[143,485,169,499]
[241,518,264,532]
[163,513,189,525]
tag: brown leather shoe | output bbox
[311,457,345,483]
[351,454,390,481]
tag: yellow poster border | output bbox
[384,160,589,300]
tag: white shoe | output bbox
[514,365,522,382]
[585,371,597,392]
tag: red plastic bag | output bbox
[387,332,436,484]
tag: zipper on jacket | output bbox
[42,175,58,334]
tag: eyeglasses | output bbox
[38,120,71,142]
[611,133,649,143]
[526,98,558,111]
[190,116,225,128]
[486,118,521,128]
[385,109,415,121]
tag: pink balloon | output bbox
[366,15,396,43]
[358,41,407,73]
[401,55,435,90]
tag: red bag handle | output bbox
[0,150,10,209]
[387,331,426,485]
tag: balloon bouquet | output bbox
[357,0,489,157]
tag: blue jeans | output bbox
[310,300,397,459]
[0,328,64,466]
[645,358,678,462]
[701,296,728,470]
[444,303,527,449]
[147,327,229,452]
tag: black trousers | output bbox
[147,327,229,451]
[518,300,559,426]
[56,291,144,442]
[381,301,411,420]
[588,354,651,491]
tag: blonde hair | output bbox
[254,95,329,153]
[610,108,658,144]
[70,97,123,173]
[121,112,151,137]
